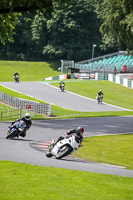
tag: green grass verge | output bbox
[0,60,60,81]
[0,161,133,200]
[51,80,133,110]
[73,134,133,170]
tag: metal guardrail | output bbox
[0,92,51,116]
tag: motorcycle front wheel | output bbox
[46,151,53,158]
[6,130,17,139]
[56,144,72,159]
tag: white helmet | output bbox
[25,113,31,120]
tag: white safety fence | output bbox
[108,73,133,89]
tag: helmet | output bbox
[99,89,102,92]
[76,127,84,136]
[24,113,31,120]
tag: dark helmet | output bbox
[76,127,84,136]
[24,113,31,120]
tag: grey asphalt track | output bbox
[0,81,130,112]
[0,117,133,177]
[0,81,133,177]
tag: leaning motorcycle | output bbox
[46,134,81,159]
[6,120,26,139]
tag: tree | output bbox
[0,0,102,60]
[0,0,53,44]
[42,0,101,60]
[0,0,53,13]
[96,0,133,51]
[0,13,19,44]
[31,13,50,57]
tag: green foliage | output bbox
[0,13,38,60]
[31,13,51,59]
[42,0,101,60]
[0,0,102,61]
[0,0,53,13]
[0,0,53,45]
[96,0,133,51]
[0,13,19,44]
[1,0,133,58]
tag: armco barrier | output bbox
[0,92,51,115]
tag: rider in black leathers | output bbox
[97,89,104,96]
[97,89,104,104]
[14,72,19,83]
[11,113,32,137]
[54,127,84,145]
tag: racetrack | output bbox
[0,117,133,177]
[0,81,130,112]
[0,81,133,177]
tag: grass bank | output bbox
[51,80,133,110]
[0,60,60,81]
[0,161,133,200]
[73,134,133,170]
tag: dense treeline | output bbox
[0,0,133,61]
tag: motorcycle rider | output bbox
[97,89,104,104]
[14,72,19,83]
[52,127,84,146]
[59,80,65,91]
[10,113,32,137]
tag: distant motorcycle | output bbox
[14,75,19,83]
[46,134,81,159]
[60,83,65,92]
[96,94,104,104]
[6,120,26,139]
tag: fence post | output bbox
[1,110,3,120]
[20,107,22,118]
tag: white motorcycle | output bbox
[46,134,81,159]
